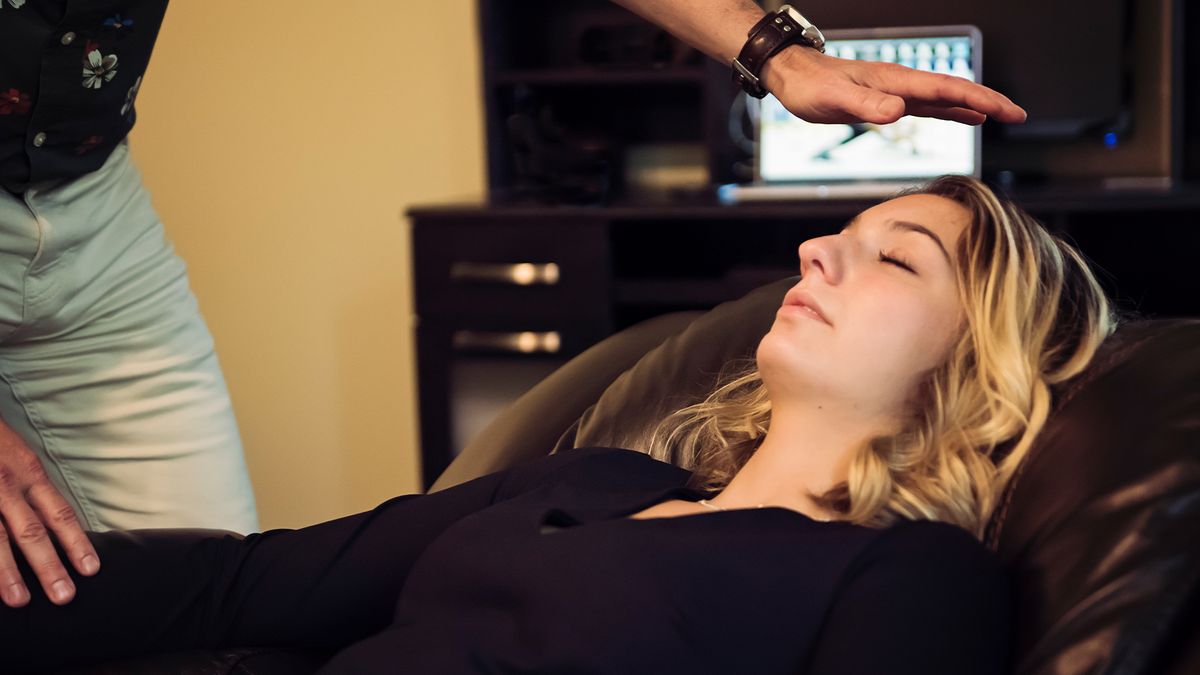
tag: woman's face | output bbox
[757,193,970,422]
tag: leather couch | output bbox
[54,277,1200,674]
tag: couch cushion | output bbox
[986,319,1200,674]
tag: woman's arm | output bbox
[805,521,1013,674]
[2,448,603,672]
[610,0,1026,126]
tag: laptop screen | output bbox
[756,29,981,184]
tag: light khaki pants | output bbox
[0,140,258,533]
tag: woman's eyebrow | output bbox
[840,216,952,265]
[889,220,951,264]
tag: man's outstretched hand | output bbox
[762,43,1027,126]
[610,0,1026,127]
[0,420,99,607]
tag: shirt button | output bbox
[32,132,47,148]
[61,31,76,46]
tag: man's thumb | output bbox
[857,89,905,124]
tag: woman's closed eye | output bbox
[878,250,916,274]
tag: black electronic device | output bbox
[797,0,1133,142]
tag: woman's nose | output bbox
[798,236,840,284]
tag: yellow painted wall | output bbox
[129,2,485,529]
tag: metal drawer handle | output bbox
[449,262,560,286]
[452,330,562,354]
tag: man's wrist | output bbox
[760,43,820,97]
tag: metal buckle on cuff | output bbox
[801,26,826,53]
[732,58,767,98]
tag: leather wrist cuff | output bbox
[732,9,823,98]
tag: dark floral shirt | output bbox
[0,0,168,191]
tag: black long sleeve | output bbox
[6,447,586,672]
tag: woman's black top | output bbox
[7,447,1012,674]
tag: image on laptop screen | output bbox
[757,30,979,183]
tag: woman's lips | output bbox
[781,304,827,322]
[781,289,832,326]
[782,305,830,326]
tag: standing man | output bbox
[0,1,258,609]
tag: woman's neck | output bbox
[713,403,889,520]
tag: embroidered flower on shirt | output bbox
[75,135,104,155]
[120,75,142,118]
[1,0,28,9]
[103,14,134,30]
[0,89,32,115]
[82,49,119,89]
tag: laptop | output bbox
[717,25,983,203]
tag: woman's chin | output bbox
[757,336,820,389]
[758,322,821,363]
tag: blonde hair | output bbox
[647,175,1116,539]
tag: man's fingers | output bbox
[0,530,31,608]
[29,482,98,577]
[1,500,75,605]
[865,63,1025,123]
[0,432,87,605]
[904,103,987,125]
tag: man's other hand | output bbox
[0,420,99,607]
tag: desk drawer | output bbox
[413,219,610,322]
[419,318,611,358]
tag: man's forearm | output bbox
[611,0,765,64]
